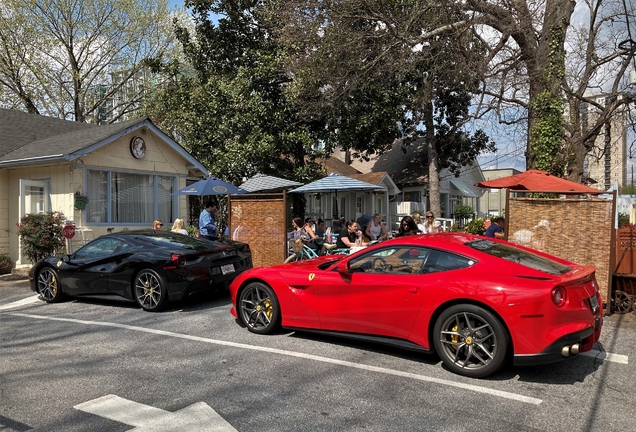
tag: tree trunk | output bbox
[423,77,441,218]
[525,0,575,174]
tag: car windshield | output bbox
[136,234,213,251]
[466,239,571,275]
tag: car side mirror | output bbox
[336,261,350,274]
[62,255,70,263]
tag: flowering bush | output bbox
[16,212,65,263]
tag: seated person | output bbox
[365,213,388,241]
[170,218,188,235]
[337,220,364,248]
[289,217,312,241]
[396,215,420,237]
[314,218,326,237]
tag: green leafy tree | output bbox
[273,1,494,217]
[145,0,325,193]
[16,212,65,263]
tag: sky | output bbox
[168,0,184,9]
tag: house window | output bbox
[86,169,175,224]
[403,191,421,202]
[356,196,363,214]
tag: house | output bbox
[478,168,522,217]
[0,108,206,268]
[302,157,400,229]
[331,139,485,230]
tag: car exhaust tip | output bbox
[562,346,571,357]
[561,343,581,358]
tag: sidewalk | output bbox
[0,271,30,288]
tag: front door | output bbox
[18,179,50,265]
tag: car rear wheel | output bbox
[238,282,280,334]
[37,266,64,303]
[433,304,509,378]
[134,269,168,312]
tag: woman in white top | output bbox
[413,213,426,233]
[365,214,388,241]
[422,211,441,233]
[171,218,189,235]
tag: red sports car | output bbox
[229,233,603,378]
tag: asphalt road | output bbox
[1,279,636,432]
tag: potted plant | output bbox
[74,191,89,210]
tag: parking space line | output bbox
[582,349,629,364]
[0,295,41,311]
[7,312,542,405]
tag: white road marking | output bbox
[8,312,541,405]
[581,349,629,364]
[0,295,41,311]
[75,394,237,431]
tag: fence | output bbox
[506,191,615,308]
[228,193,288,268]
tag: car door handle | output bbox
[409,287,418,294]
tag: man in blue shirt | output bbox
[485,217,505,239]
[199,201,218,240]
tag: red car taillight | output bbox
[171,254,186,266]
[551,286,567,307]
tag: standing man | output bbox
[485,216,505,239]
[199,201,218,241]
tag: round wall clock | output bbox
[130,136,146,159]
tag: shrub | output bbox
[16,212,65,263]
[464,217,487,235]
[0,253,11,274]
[185,225,199,237]
[452,204,475,219]
[618,212,630,228]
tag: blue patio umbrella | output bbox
[175,176,247,196]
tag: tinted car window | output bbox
[75,238,122,259]
[466,239,571,275]
[349,247,431,274]
[422,250,475,273]
[136,234,213,251]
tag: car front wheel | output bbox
[134,269,168,312]
[37,266,64,303]
[433,304,509,378]
[238,282,280,334]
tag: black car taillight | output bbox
[240,244,250,253]
[171,253,186,266]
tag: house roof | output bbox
[0,108,207,174]
[336,142,429,186]
[239,173,302,192]
[318,156,361,176]
[349,172,400,195]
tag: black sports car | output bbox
[29,230,252,311]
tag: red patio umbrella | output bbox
[474,169,600,193]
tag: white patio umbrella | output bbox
[289,173,382,217]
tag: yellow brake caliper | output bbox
[451,324,459,349]
[261,298,272,319]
